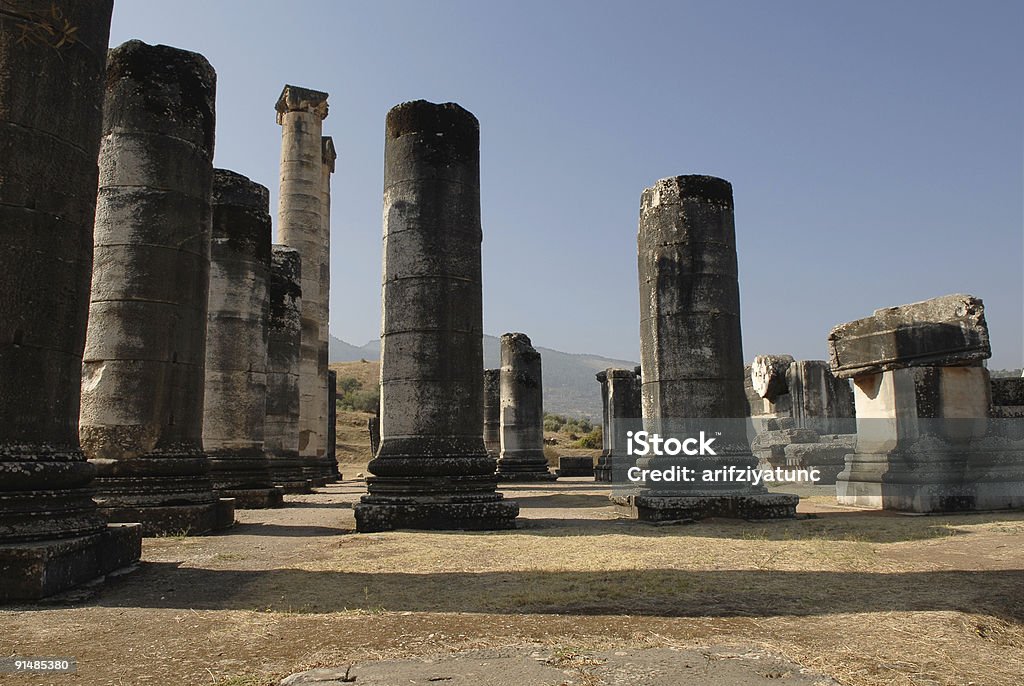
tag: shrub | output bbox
[573,426,602,449]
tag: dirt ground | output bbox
[2,477,1023,686]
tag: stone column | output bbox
[604,367,642,482]
[275,85,328,482]
[327,370,339,479]
[616,175,797,521]
[354,100,518,531]
[203,169,282,508]
[0,0,141,601]
[786,360,855,434]
[265,246,310,493]
[483,369,501,457]
[80,41,232,536]
[497,333,557,480]
[593,371,612,481]
[319,136,338,481]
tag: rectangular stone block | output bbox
[828,294,990,379]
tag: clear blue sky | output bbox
[110,1,1024,369]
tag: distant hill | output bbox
[330,334,637,420]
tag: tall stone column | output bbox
[594,371,612,481]
[327,370,338,479]
[275,85,328,483]
[80,41,232,536]
[616,175,797,521]
[483,369,501,457]
[319,137,338,481]
[203,169,282,508]
[0,0,141,601]
[604,367,642,482]
[354,100,518,532]
[497,333,557,481]
[265,246,309,493]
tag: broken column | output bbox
[615,175,798,521]
[483,369,501,457]
[80,40,232,536]
[318,136,337,482]
[265,246,309,493]
[275,85,329,483]
[354,100,519,531]
[748,354,856,484]
[830,294,1024,512]
[604,367,642,483]
[327,370,338,479]
[0,0,141,601]
[203,169,282,508]
[497,333,557,480]
[594,371,612,481]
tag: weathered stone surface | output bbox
[991,378,1024,408]
[786,360,856,434]
[326,370,339,480]
[265,246,309,493]
[317,137,338,483]
[276,85,329,471]
[605,367,642,483]
[783,440,854,485]
[482,369,501,457]
[79,40,225,536]
[594,370,612,481]
[828,294,991,379]
[837,366,1024,512]
[368,416,380,458]
[628,175,797,521]
[203,169,281,509]
[497,333,556,481]
[558,455,595,477]
[354,101,518,531]
[0,0,143,599]
[751,354,794,400]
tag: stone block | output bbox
[828,294,990,379]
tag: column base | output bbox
[611,492,799,521]
[354,498,519,532]
[0,523,142,602]
[216,487,284,509]
[98,498,235,537]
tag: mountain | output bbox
[330,334,637,420]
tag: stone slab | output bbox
[611,493,799,521]
[280,646,837,686]
[828,294,990,379]
[558,455,595,477]
[0,523,141,602]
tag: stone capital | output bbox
[275,84,329,124]
[322,136,337,172]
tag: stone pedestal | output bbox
[831,294,1024,512]
[354,101,518,532]
[483,369,501,457]
[836,366,1024,511]
[80,41,232,536]
[0,0,142,601]
[497,333,557,481]
[614,175,797,521]
[275,85,329,479]
[204,170,282,508]
[265,246,310,494]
